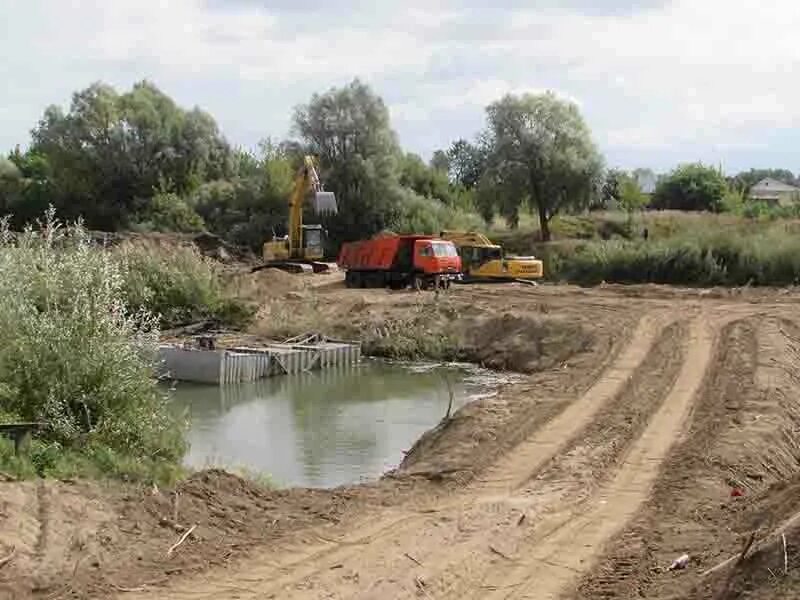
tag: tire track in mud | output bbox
[578,314,800,600]
[576,317,757,600]
[473,310,677,496]
[403,320,688,599]
[117,309,682,600]
[469,314,715,600]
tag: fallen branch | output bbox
[111,578,168,593]
[702,531,756,578]
[166,524,197,558]
[0,546,16,569]
[414,576,432,599]
[489,545,514,561]
[783,533,788,576]
[404,552,424,567]
[112,584,147,593]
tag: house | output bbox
[748,177,800,206]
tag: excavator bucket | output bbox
[312,191,338,216]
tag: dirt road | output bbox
[113,284,800,600]
[4,282,800,599]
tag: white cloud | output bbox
[2,0,800,171]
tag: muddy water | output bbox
[170,361,508,488]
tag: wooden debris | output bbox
[166,524,197,558]
[0,546,16,569]
[489,545,514,561]
[404,552,424,567]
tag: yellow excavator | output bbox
[439,230,544,282]
[261,155,338,273]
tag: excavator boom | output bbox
[263,155,338,270]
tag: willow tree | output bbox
[481,92,603,240]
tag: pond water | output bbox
[169,360,510,489]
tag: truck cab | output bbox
[413,239,461,277]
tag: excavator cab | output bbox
[302,224,325,260]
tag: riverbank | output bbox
[5,281,800,599]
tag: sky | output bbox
[2,0,800,173]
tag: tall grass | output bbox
[0,211,186,481]
[558,226,800,286]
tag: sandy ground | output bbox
[4,279,800,599]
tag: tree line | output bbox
[0,78,794,249]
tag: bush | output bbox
[133,191,206,233]
[117,240,254,328]
[390,188,485,235]
[0,211,186,481]
[652,163,727,212]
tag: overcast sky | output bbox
[2,0,799,173]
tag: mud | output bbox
[5,282,800,599]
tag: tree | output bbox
[446,139,485,190]
[194,140,293,249]
[430,150,450,173]
[398,152,455,205]
[28,80,233,230]
[598,168,624,210]
[651,163,727,212]
[0,149,53,225]
[292,78,405,245]
[617,175,647,227]
[480,92,604,240]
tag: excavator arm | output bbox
[285,155,337,259]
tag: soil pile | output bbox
[460,312,593,372]
[227,268,307,302]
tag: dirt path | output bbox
[121,302,728,600]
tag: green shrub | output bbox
[390,189,485,236]
[0,211,187,482]
[117,240,254,328]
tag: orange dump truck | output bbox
[337,234,462,290]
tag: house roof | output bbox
[750,177,800,194]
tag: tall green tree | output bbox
[398,152,455,205]
[194,140,294,249]
[618,174,648,227]
[429,150,450,173]
[598,168,625,210]
[480,92,604,240]
[292,78,405,244]
[446,139,486,190]
[0,149,53,225]
[652,163,727,212]
[28,80,233,230]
